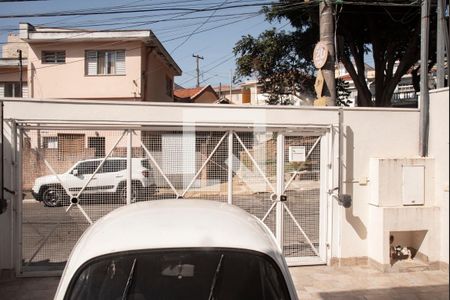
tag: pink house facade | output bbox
[0,23,182,102]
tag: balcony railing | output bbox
[370,91,419,107]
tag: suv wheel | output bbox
[42,186,66,207]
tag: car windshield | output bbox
[66,249,291,300]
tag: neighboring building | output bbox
[214,84,244,105]
[174,85,219,104]
[1,23,183,182]
[0,33,29,97]
[1,23,182,101]
[336,62,419,107]
[214,80,313,106]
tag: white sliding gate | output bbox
[15,124,330,275]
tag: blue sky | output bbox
[0,0,289,88]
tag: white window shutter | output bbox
[116,51,126,75]
[86,51,98,75]
[0,83,4,98]
[22,84,28,98]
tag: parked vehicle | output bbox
[54,200,298,300]
[32,158,157,207]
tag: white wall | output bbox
[428,88,449,265]
[336,109,421,260]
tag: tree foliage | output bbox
[234,0,440,107]
[234,28,317,105]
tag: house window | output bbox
[88,137,106,158]
[166,76,173,97]
[42,51,66,64]
[43,137,58,149]
[2,82,22,97]
[85,50,126,76]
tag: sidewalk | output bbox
[291,265,449,300]
[0,265,448,299]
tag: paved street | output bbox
[0,265,448,300]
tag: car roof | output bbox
[71,200,281,262]
[65,200,283,269]
[56,200,297,299]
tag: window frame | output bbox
[3,82,23,97]
[85,50,126,76]
[42,50,66,64]
[43,136,58,149]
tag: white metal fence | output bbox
[17,126,329,275]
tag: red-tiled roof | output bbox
[339,74,353,81]
[174,85,219,103]
[174,87,204,99]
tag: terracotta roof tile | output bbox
[174,87,204,99]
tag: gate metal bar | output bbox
[180,132,228,198]
[42,160,75,200]
[261,201,278,223]
[25,224,59,267]
[276,133,285,247]
[138,138,180,198]
[227,131,234,205]
[14,123,22,275]
[127,130,132,205]
[283,204,321,257]
[233,132,276,194]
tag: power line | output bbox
[170,0,230,54]
[0,2,285,19]
[0,8,262,76]
[0,1,315,78]
[0,1,313,41]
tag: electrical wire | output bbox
[170,0,230,54]
[0,2,290,19]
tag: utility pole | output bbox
[0,100,5,214]
[193,54,204,88]
[317,0,336,106]
[419,0,430,157]
[230,70,233,102]
[17,49,23,97]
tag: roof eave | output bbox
[148,31,182,76]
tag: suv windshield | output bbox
[66,249,291,300]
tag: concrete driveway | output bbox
[0,265,448,300]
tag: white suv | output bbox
[32,158,157,207]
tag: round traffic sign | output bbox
[313,42,329,69]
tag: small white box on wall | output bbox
[369,158,434,207]
[402,165,425,206]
